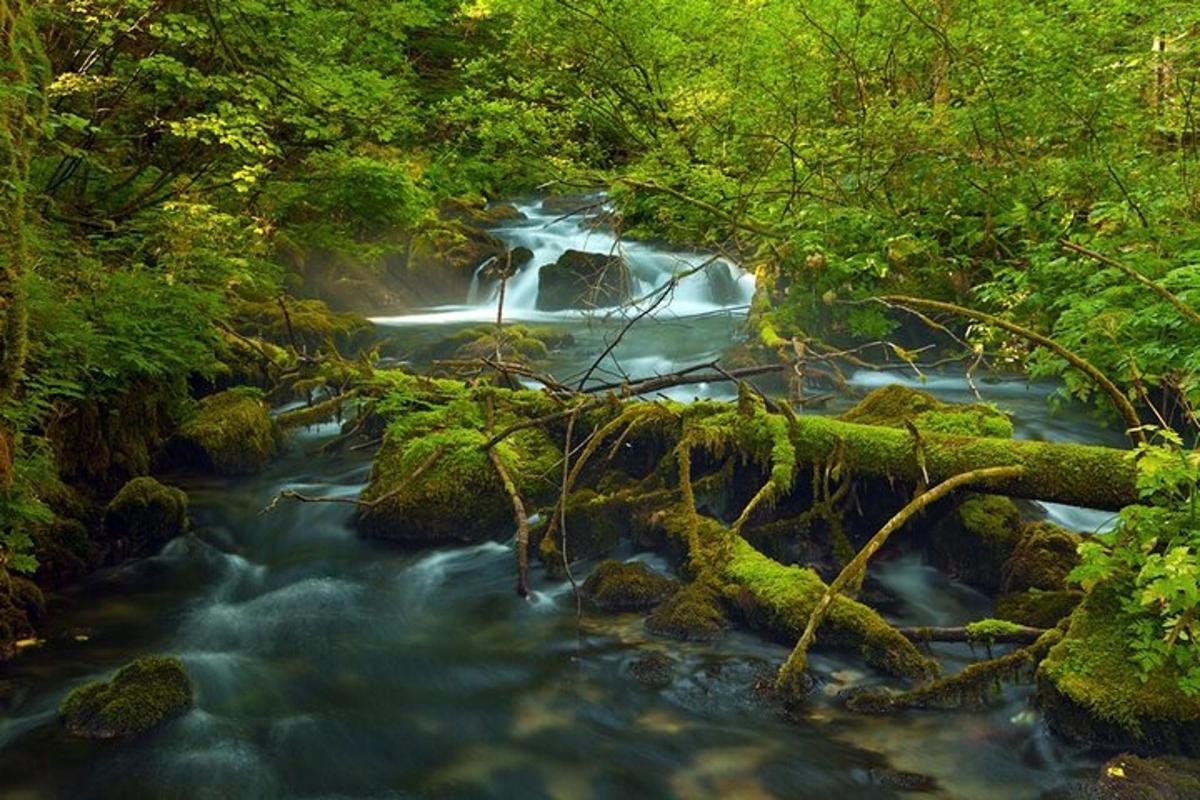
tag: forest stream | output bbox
[0,201,1129,799]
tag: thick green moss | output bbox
[840,384,1013,439]
[1003,521,1081,592]
[645,580,728,641]
[419,324,573,364]
[996,589,1083,628]
[59,655,192,740]
[1090,754,1200,798]
[929,494,1024,592]
[357,377,560,543]
[1039,587,1200,751]
[103,477,188,558]
[233,297,374,355]
[0,575,44,658]
[175,388,280,475]
[582,560,678,612]
[965,618,1025,642]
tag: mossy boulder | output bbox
[174,389,281,475]
[60,655,192,740]
[233,297,374,356]
[840,384,1014,439]
[996,589,1083,628]
[928,494,1024,592]
[1073,755,1200,799]
[103,477,188,559]
[1003,521,1081,592]
[537,250,631,311]
[439,196,526,226]
[418,324,573,365]
[356,377,559,544]
[629,652,676,689]
[1038,588,1200,753]
[582,560,678,612]
[31,517,93,587]
[646,580,729,641]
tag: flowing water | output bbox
[0,199,1120,798]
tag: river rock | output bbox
[582,560,678,612]
[536,250,631,311]
[103,477,188,560]
[704,261,743,305]
[539,194,598,216]
[1043,755,1200,799]
[172,389,281,475]
[59,655,192,740]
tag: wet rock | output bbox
[536,250,631,311]
[172,389,281,475]
[870,768,940,793]
[1037,587,1200,754]
[629,652,676,689]
[646,581,728,642]
[440,196,526,226]
[704,261,743,305]
[1003,521,1081,592]
[539,194,599,216]
[103,477,188,559]
[582,560,678,612]
[1043,755,1200,799]
[996,589,1083,628]
[59,655,192,740]
[0,575,44,660]
[928,494,1024,592]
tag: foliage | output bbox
[1071,430,1200,695]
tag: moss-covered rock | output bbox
[418,324,573,365]
[233,297,374,356]
[582,560,678,612]
[1038,587,1200,753]
[103,477,188,559]
[629,651,676,689]
[996,589,1083,628]
[356,376,560,544]
[59,655,192,740]
[174,389,280,475]
[1081,754,1200,799]
[646,580,729,641]
[928,494,1024,592]
[31,517,92,587]
[840,384,1014,439]
[1003,521,1081,592]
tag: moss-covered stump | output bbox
[1038,588,1200,754]
[59,656,192,740]
[233,297,374,356]
[582,560,678,612]
[103,477,188,560]
[173,389,281,475]
[646,580,729,642]
[996,589,1083,628]
[1002,521,1081,592]
[0,575,45,660]
[928,494,1023,592]
[356,377,559,544]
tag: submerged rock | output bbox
[59,655,192,740]
[582,560,678,612]
[536,250,631,311]
[173,389,281,475]
[103,477,188,559]
[1038,587,1200,754]
[629,651,676,689]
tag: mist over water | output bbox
[0,200,1116,799]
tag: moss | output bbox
[31,517,92,587]
[629,651,676,689]
[1038,587,1200,751]
[357,377,560,543]
[1002,521,1081,592]
[721,534,937,680]
[582,560,678,612]
[928,494,1024,592]
[0,425,11,489]
[103,477,188,559]
[59,655,192,740]
[965,618,1025,642]
[0,575,44,658]
[645,579,728,641]
[840,384,1013,439]
[174,388,280,475]
[996,590,1083,628]
[419,324,573,365]
[233,297,374,355]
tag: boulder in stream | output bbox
[582,560,678,612]
[103,477,188,559]
[59,655,192,740]
[172,388,281,475]
[536,250,631,311]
